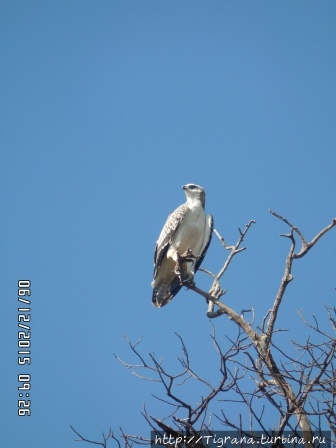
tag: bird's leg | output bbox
[181,247,199,261]
[174,251,184,281]
[174,249,199,286]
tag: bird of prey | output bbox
[151,184,213,308]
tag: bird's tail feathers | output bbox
[152,280,181,308]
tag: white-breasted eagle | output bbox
[151,184,213,308]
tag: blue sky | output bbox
[1,1,335,447]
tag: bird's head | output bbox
[182,184,206,207]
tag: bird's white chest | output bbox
[168,206,206,258]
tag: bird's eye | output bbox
[189,185,196,190]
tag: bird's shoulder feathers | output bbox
[153,202,189,277]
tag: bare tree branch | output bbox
[70,425,117,448]
[72,213,335,448]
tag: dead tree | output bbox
[71,212,336,448]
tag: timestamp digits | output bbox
[17,280,31,416]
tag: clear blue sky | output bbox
[1,1,335,447]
